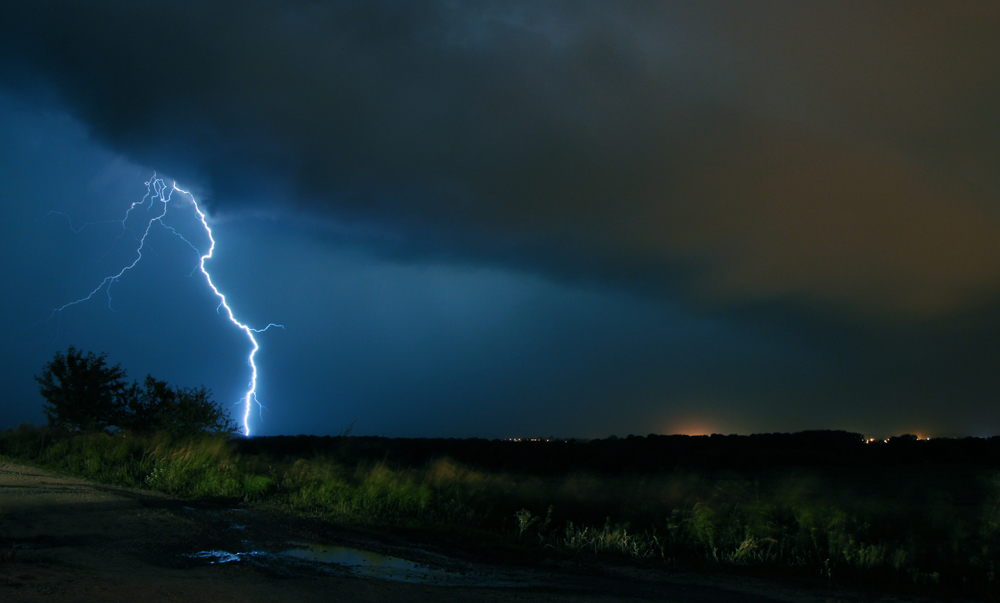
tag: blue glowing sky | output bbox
[1,2,998,438]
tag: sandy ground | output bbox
[0,459,952,602]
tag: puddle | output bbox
[280,542,477,584]
[178,506,523,585]
[185,542,525,587]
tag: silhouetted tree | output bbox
[36,347,128,431]
[37,347,237,436]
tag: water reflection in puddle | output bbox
[186,542,522,586]
[281,542,465,583]
[187,550,255,564]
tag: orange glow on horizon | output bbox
[663,417,720,437]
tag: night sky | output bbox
[1,2,998,439]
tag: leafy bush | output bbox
[122,375,236,437]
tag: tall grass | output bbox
[2,425,999,598]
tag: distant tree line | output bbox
[235,430,1000,474]
[36,347,236,436]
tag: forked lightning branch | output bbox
[48,174,282,436]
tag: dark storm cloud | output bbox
[2,0,999,319]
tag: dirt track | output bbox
[0,459,946,603]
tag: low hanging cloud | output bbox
[2,0,997,318]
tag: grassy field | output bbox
[3,425,1000,599]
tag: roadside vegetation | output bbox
[3,425,1000,600]
[5,348,1000,599]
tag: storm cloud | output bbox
[3,1,996,316]
[2,1,999,437]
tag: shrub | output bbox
[122,375,236,436]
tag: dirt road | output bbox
[0,459,940,602]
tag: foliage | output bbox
[36,347,236,436]
[122,375,236,437]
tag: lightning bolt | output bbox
[172,182,283,436]
[48,174,282,436]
